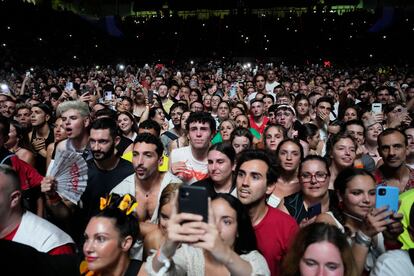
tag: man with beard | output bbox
[158,84,174,114]
[375,128,414,193]
[80,118,134,220]
[111,133,182,260]
[160,103,188,155]
[41,118,133,237]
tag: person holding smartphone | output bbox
[316,167,403,274]
[147,194,270,275]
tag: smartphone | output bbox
[307,202,322,219]
[371,103,382,114]
[65,82,73,91]
[81,85,90,95]
[104,91,112,101]
[230,83,237,97]
[178,185,208,223]
[148,90,154,103]
[375,186,399,213]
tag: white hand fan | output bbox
[50,150,88,204]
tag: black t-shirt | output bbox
[192,177,236,198]
[81,158,134,220]
[117,135,133,155]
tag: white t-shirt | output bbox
[371,249,414,276]
[169,146,208,185]
[265,81,280,93]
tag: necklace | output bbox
[343,211,363,223]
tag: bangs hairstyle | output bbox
[186,112,216,133]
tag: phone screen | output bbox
[307,203,322,219]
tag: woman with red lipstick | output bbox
[81,193,145,276]
[327,133,357,190]
[267,139,303,208]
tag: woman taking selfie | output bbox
[147,194,270,275]
[316,168,403,274]
[81,193,145,276]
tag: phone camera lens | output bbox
[379,188,386,196]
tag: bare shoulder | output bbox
[56,139,68,151]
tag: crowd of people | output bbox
[0,60,413,276]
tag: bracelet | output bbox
[156,248,171,274]
[355,230,372,248]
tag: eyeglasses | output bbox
[300,172,328,182]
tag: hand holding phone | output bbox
[307,203,322,219]
[178,185,208,223]
[371,103,382,114]
[375,186,399,214]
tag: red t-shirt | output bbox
[254,206,298,276]
[2,223,74,255]
[250,115,269,134]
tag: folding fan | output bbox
[49,150,88,204]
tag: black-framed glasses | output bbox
[300,172,328,182]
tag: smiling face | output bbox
[117,114,134,134]
[341,175,376,219]
[300,241,344,276]
[83,217,130,273]
[331,138,356,169]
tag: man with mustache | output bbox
[375,128,414,193]
[41,118,133,238]
[111,133,182,260]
